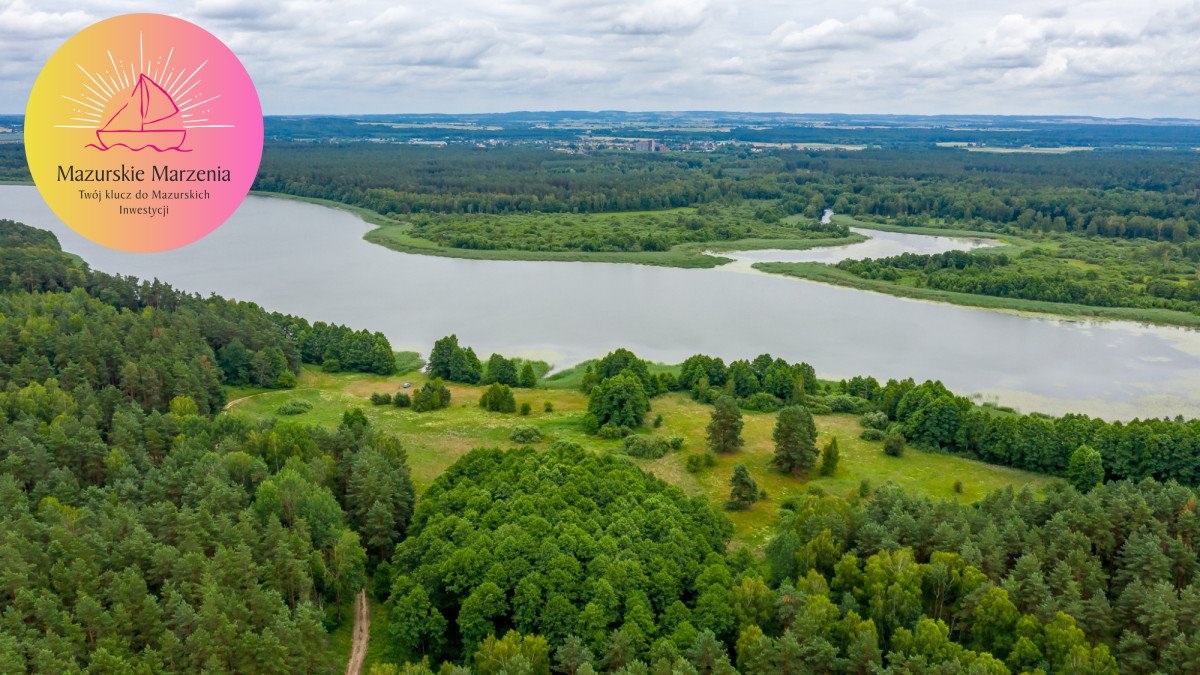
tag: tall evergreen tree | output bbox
[707,395,744,454]
[428,334,460,379]
[771,405,818,474]
[729,465,759,510]
[484,353,518,386]
[820,437,840,477]
[519,363,538,388]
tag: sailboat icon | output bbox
[94,73,188,151]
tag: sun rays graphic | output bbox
[56,31,233,152]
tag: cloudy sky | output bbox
[3,0,1199,117]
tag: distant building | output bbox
[633,139,666,152]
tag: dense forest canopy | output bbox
[376,444,1200,674]
[0,220,415,672]
[248,142,1200,242]
[834,242,1200,316]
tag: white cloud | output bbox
[609,0,711,35]
[0,0,1196,117]
[0,0,91,40]
[771,1,933,52]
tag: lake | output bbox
[5,185,1200,420]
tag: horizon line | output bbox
[3,110,1200,123]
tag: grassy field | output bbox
[254,191,864,268]
[226,366,1054,549]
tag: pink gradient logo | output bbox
[26,14,263,252]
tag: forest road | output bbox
[345,589,370,675]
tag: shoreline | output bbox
[252,190,867,268]
[752,260,1200,329]
[7,182,1198,329]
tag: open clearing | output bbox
[227,366,1054,549]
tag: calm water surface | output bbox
[5,185,1200,420]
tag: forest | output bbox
[0,220,413,671]
[250,144,1200,244]
[2,204,1199,674]
[833,239,1200,316]
[377,447,1198,674]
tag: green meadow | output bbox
[226,365,1054,549]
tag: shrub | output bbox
[824,394,873,414]
[653,414,664,428]
[321,357,341,373]
[369,392,392,405]
[510,425,542,444]
[393,392,411,408]
[519,402,532,416]
[685,452,717,473]
[598,423,630,439]
[884,433,906,457]
[276,400,312,415]
[808,402,833,415]
[953,480,964,494]
[479,383,517,413]
[820,437,840,477]
[412,378,452,412]
[741,392,783,412]
[621,435,684,459]
[587,372,649,429]
[861,411,890,430]
[543,401,554,413]
[860,428,886,441]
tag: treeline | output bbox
[427,334,538,387]
[876,378,1200,486]
[369,444,1200,673]
[9,140,1200,243]
[275,317,396,375]
[253,142,1200,245]
[255,144,734,215]
[0,223,417,671]
[404,203,846,254]
[571,345,1200,487]
[837,247,1200,314]
[779,148,1200,242]
[1,219,396,387]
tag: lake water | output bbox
[716,227,996,273]
[5,185,1200,420]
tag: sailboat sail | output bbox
[95,74,187,151]
[139,76,179,127]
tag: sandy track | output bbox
[345,589,370,675]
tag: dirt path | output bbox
[222,395,252,412]
[345,589,370,675]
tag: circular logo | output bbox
[25,14,263,252]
